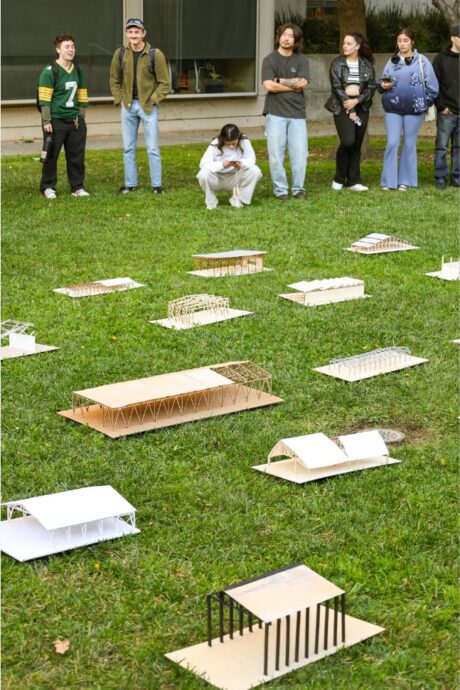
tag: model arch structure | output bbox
[59,361,282,437]
[151,294,253,329]
[346,233,418,254]
[188,249,271,277]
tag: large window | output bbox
[1,0,122,101]
[144,0,258,95]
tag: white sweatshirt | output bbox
[199,137,257,173]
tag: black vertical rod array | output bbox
[333,596,338,646]
[314,603,321,654]
[239,605,244,636]
[341,593,346,643]
[295,610,301,662]
[229,597,234,640]
[263,623,270,676]
[323,600,329,651]
[304,608,310,658]
[285,615,290,667]
[248,611,253,633]
[275,619,281,671]
[218,591,224,643]
[206,594,213,647]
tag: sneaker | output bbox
[348,184,368,192]
[435,181,446,190]
[43,188,57,200]
[331,181,343,191]
[152,186,163,194]
[275,194,289,201]
[229,195,243,208]
[71,188,89,197]
[118,186,137,194]
[206,202,218,210]
[398,184,408,191]
[381,186,391,191]
[293,191,306,199]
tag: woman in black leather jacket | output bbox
[325,33,376,191]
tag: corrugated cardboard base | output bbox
[151,308,253,329]
[314,356,428,381]
[253,456,401,483]
[0,343,59,361]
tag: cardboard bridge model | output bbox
[151,294,253,329]
[0,320,59,360]
[53,276,144,297]
[188,250,271,278]
[0,486,139,561]
[253,430,400,483]
[314,346,428,382]
[279,277,369,306]
[346,233,418,254]
[166,563,384,690]
[58,361,283,438]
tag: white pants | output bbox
[197,166,262,207]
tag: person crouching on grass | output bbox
[197,124,262,210]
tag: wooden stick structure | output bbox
[314,347,428,382]
[0,320,58,361]
[54,277,144,297]
[279,277,369,306]
[425,257,460,281]
[151,294,253,329]
[346,233,418,254]
[58,361,283,438]
[166,563,384,690]
[188,250,271,278]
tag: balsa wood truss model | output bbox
[166,563,384,690]
[188,250,271,278]
[58,361,283,438]
[54,277,144,297]
[314,347,428,382]
[346,233,418,254]
[279,277,369,306]
[253,430,400,483]
[0,486,139,561]
[151,294,253,329]
[0,320,58,361]
[425,257,460,281]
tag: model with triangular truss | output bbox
[279,277,369,306]
[253,430,400,483]
[166,563,384,690]
[0,320,58,361]
[314,346,427,381]
[346,233,418,254]
[188,250,271,277]
[54,276,144,297]
[151,294,253,329]
[0,485,139,561]
[425,257,459,281]
[58,361,282,438]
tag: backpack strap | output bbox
[119,45,156,79]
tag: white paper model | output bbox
[314,347,428,382]
[151,294,253,329]
[188,250,271,277]
[425,258,459,281]
[279,277,368,306]
[0,486,139,561]
[59,361,283,438]
[0,320,58,361]
[166,563,384,690]
[346,233,418,254]
[54,277,144,297]
[253,430,400,483]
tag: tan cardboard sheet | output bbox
[151,308,253,330]
[0,343,59,361]
[314,355,428,382]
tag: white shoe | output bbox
[43,188,57,200]
[348,184,368,192]
[206,202,218,210]
[331,181,343,190]
[398,184,408,191]
[381,186,391,191]
[71,188,90,197]
[229,195,243,208]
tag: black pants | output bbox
[40,117,87,192]
[333,107,369,186]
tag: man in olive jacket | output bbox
[110,18,170,194]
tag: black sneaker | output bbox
[118,186,137,194]
[152,186,163,194]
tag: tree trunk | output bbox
[431,0,459,26]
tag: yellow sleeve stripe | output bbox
[38,87,54,102]
[78,88,89,103]
[38,87,54,95]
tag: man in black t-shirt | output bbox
[262,24,310,200]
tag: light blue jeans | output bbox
[121,101,161,188]
[266,114,308,196]
[381,112,424,188]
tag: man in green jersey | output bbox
[38,34,89,199]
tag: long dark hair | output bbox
[348,32,374,63]
[213,123,247,154]
[276,23,304,54]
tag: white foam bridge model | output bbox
[54,277,144,297]
[279,277,368,306]
[166,563,384,690]
[346,233,418,254]
[0,320,58,360]
[314,346,428,381]
[0,486,139,561]
[188,250,271,277]
[253,430,400,483]
[425,257,459,281]
[151,294,253,329]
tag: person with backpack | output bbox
[38,34,89,199]
[109,18,170,194]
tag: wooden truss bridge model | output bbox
[188,250,270,278]
[151,294,253,329]
[279,277,368,306]
[54,277,144,297]
[346,233,418,254]
[314,346,428,382]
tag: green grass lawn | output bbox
[2,137,458,690]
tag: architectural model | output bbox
[166,563,384,690]
[314,347,428,382]
[151,294,253,329]
[188,250,270,277]
[253,430,400,483]
[54,277,144,297]
[0,320,58,361]
[58,361,283,438]
[0,485,139,561]
[279,277,368,306]
[425,257,459,281]
[346,233,418,254]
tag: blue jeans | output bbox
[266,114,308,196]
[381,112,424,188]
[435,112,459,186]
[121,101,161,187]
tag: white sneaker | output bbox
[206,202,218,210]
[398,184,408,192]
[71,188,90,197]
[43,188,57,200]
[229,195,243,208]
[331,181,343,190]
[348,184,368,192]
